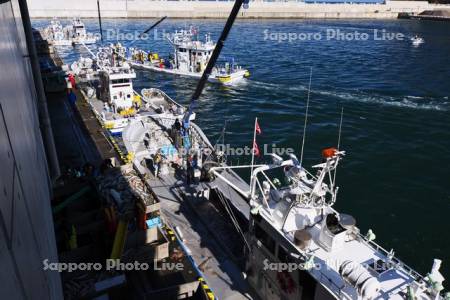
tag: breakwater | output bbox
[28,0,447,19]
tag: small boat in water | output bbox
[120,28,250,84]
[411,35,425,46]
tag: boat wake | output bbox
[315,90,449,112]
[249,80,449,112]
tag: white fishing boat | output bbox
[210,146,447,299]
[87,59,138,135]
[41,18,98,46]
[42,19,72,46]
[67,18,98,45]
[124,28,250,84]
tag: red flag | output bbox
[253,140,260,156]
[255,120,261,135]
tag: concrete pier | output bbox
[27,0,448,19]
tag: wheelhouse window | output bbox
[111,79,130,84]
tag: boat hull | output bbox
[129,61,248,84]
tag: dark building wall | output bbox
[0,0,62,298]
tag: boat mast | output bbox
[300,67,313,167]
[183,0,249,124]
[337,106,344,150]
[97,0,103,42]
[333,106,344,184]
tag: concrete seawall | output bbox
[28,0,447,19]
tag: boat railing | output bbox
[304,226,427,298]
[187,123,214,150]
[308,212,426,282]
[357,232,425,281]
[313,268,352,300]
[144,88,185,109]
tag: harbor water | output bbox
[33,18,450,282]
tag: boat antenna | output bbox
[183,0,250,125]
[97,0,103,42]
[337,106,344,150]
[333,106,344,185]
[299,67,313,167]
[207,121,228,162]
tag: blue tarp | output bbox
[183,135,191,150]
[146,217,161,228]
[160,145,177,156]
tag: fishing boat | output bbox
[77,47,192,136]
[125,28,250,84]
[41,18,98,46]
[42,19,72,46]
[210,145,447,299]
[84,56,138,135]
[67,17,98,45]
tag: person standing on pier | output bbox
[66,78,72,93]
[154,150,163,177]
[68,73,76,89]
[174,118,181,131]
[186,155,194,185]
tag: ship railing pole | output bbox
[250,117,257,189]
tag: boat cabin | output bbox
[171,29,215,73]
[98,66,136,113]
[71,18,88,39]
